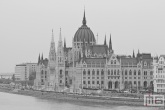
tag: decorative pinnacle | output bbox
[59,28,62,41]
[109,34,112,50]
[104,34,107,45]
[64,38,66,48]
[51,29,54,42]
[133,50,135,58]
[82,9,86,25]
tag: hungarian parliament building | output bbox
[34,11,164,93]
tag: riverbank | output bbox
[0,92,159,110]
[0,87,161,109]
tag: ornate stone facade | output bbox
[34,11,153,93]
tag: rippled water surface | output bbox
[0,92,162,110]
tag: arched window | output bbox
[144,71,147,75]
[144,81,147,88]
[122,70,124,75]
[60,80,62,83]
[150,71,153,75]
[129,70,132,75]
[114,70,116,75]
[101,70,104,75]
[60,70,62,75]
[108,70,110,75]
[138,81,141,87]
[117,70,120,75]
[115,81,118,89]
[114,60,116,64]
[125,70,127,75]
[83,70,86,75]
[144,61,147,66]
[97,70,99,75]
[134,70,136,75]
[92,69,95,75]
[134,81,136,85]
[88,69,90,75]
[41,70,44,75]
[138,70,141,75]
[45,71,47,78]
[111,70,113,75]
[111,60,113,64]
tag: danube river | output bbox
[0,92,161,110]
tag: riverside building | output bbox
[121,53,153,92]
[153,55,165,93]
[34,11,153,93]
[15,63,37,81]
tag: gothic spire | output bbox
[109,34,112,51]
[59,28,62,41]
[41,53,43,60]
[38,53,40,65]
[138,49,140,54]
[133,50,135,58]
[104,35,107,45]
[82,9,86,25]
[41,53,43,64]
[49,29,56,61]
[96,33,98,44]
[51,29,54,42]
[64,38,66,50]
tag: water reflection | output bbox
[0,92,160,110]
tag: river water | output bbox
[0,92,162,110]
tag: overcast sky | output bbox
[0,0,165,73]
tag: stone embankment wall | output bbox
[0,85,144,107]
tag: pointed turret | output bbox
[41,53,43,60]
[104,35,107,45]
[38,54,40,65]
[82,9,86,25]
[64,38,66,48]
[49,29,56,61]
[137,49,141,59]
[41,53,43,64]
[57,28,63,53]
[64,38,66,51]
[59,28,62,41]
[109,34,112,51]
[58,28,63,48]
[51,29,54,42]
[57,28,64,64]
[133,50,135,58]
[57,28,65,86]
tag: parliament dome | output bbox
[74,11,96,43]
